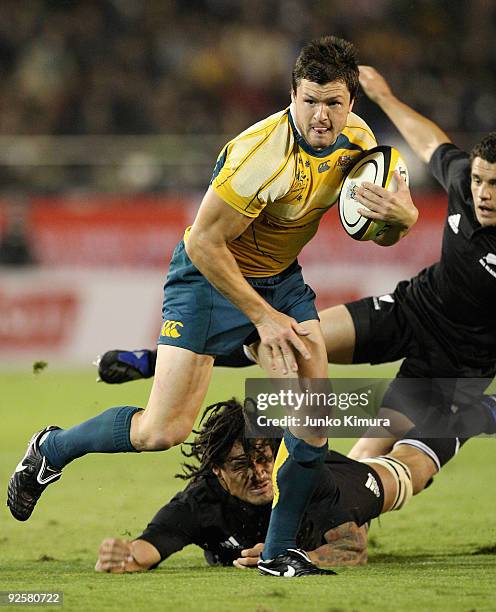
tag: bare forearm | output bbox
[129,539,159,571]
[186,237,270,324]
[307,543,367,566]
[376,94,451,163]
[307,522,368,567]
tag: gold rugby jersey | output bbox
[210,107,376,276]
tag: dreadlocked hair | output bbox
[176,398,279,483]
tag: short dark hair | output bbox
[470,132,496,165]
[176,399,279,483]
[292,35,359,99]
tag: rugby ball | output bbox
[338,145,409,241]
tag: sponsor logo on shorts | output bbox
[479,252,496,279]
[365,472,381,497]
[160,320,184,338]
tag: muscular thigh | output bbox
[296,319,329,378]
[319,305,356,364]
[139,345,214,436]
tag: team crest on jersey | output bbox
[161,320,184,338]
[336,155,354,173]
[318,160,331,173]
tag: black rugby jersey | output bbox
[137,451,383,567]
[396,144,496,376]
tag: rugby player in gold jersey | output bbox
[9,38,417,577]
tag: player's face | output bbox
[471,157,496,227]
[291,78,354,151]
[216,441,274,506]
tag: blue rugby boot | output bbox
[95,349,156,384]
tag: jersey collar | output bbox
[465,195,496,236]
[287,107,363,158]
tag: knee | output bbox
[388,444,437,495]
[411,469,436,495]
[131,419,191,451]
[348,438,394,461]
[348,446,372,461]
[348,443,379,461]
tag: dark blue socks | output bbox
[40,406,142,470]
[262,430,328,560]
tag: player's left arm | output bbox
[95,538,161,573]
[356,171,419,246]
[306,522,368,566]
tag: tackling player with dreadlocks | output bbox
[95,399,458,574]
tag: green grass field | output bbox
[1,365,495,612]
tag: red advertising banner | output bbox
[0,192,447,269]
[0,289,79,349]
[0,191,449,364]
[28,195,193,266]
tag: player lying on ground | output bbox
[97,65,496,455]
[8,39,417,578]
[95,399,455,574]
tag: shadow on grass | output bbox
[370,546,495,564]
[471,544,496,555]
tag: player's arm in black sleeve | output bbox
[95,496,199,573]
[137,496,199,566]
[428,143,471,194]
[359,66,451,164]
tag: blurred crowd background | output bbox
[0,1,493,362]
[0,0,494,193]
[0,0,494,138]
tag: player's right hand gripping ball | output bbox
[339,145,409,241]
